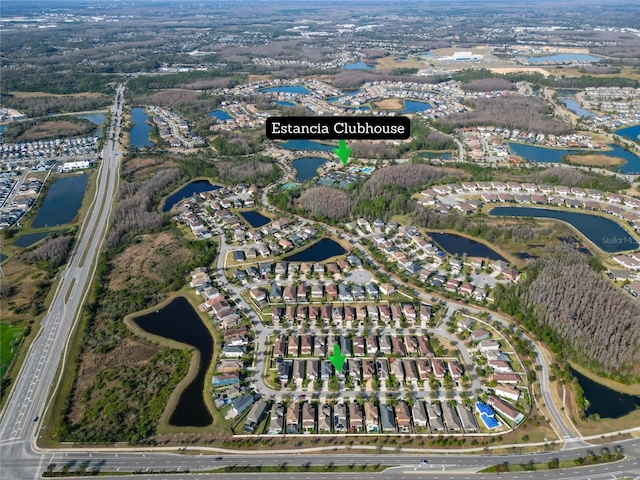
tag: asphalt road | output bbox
[0,84,125,480]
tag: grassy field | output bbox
[0,323,23,379]
[564,153,625,168]
[370,98,403,110]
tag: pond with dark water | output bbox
[240,210,271,228]
[523,54,600,63]
[133,296,213,427]
[209,110,232,121]
[489,207,639,253]
[129,107,153,148]
[13,231,53,248]
[280,140,336,152]
[570,367,640,419]
[262,85,311,94]
[292,157,327,182]
[507,142,640,174]
[616,124,640,144]
[430,233,505,261]
[32,174,89,228]
[343,62,373,70]
[162,180,220,213]
[284,238,346,262]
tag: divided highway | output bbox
[0,84,125,480]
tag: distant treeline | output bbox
[0,93,111,118]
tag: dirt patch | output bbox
[248,75,271,83]
[67,338,163,425]
[375,56,424,70]
[371,98,403,110]
[564,154,624,168]
[488,67,551,77]
[109,232,191,291]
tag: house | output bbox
[494,384,521,402]
[274,335,286,357]
[309,305,320,321]
[405,335,419,354]
[389,358,404,382]
[217,360,243,373]
[226,394,255,419]
[353,336,366,356]
[325,283,338,300]
[344,305,356,322]
[300,335,313,355]
[244,398,268,433]
[376,358,389,380]
[391,336,407,356]
[269,403,285,434]
[348,402,364,433]
[232,250,245,262]
[412,401,428,428]
[212,373,240,387]
[284,305,296,322]
[492,372,521,384]
[419,304,432,321]
[351,284,365,300]
[338,283,353,301]
[457,404,478,432]
[348,358,361,379]
[222,345,245,358]
[296,283,307,302]
[249,287,267,303]
[332,306,344,322]
[379,305,392,323]
[391,304,402,322]
[366,335,379,354]
[292,359,305,381]
[302,403,316,432]
[380,404,397,433]
[318,404,332,432]
[314,336,327,357]
[366,282,379,299]
[403,359,419,382]
[445,278,460,292]
[432,359,447,379]
[490,259,508,272]
[364,402,379,433]
[479,340,501,352]
[270,284,283,301]
[283,286,296,303]
[448,360,464,379]
[288,335,299,356]
[470,329,491,342]
[488,395,524,423]
[378,335,392,354]
[334,404,347,432]
[417,336,433,356]
[367,305,379,321]
[442,402,462,432]
[427,403,445,431]
[311,284,324,299]
[489,359,513,373]
[362,360,375,379]
[320,305,332,322]
[275,262,288,275]
[286,403,299,433]
[380,283,395,295]
[502,267,521,283]
[402,304,417,322]
[416,359,432,380]
[340,336,353,358]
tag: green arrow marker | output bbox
[334,139,351,166]
[328,343,346,373]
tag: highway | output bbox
[0,84,125,480]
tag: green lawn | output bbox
[1,323,24,378]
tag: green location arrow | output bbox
[334,139,351,166]
[328,343,346,373]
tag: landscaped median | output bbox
[480,448,623,473]
[211,463,389,474]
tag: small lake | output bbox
[284,238,346,262]
[343,62,373,70]
[561,99,596,118]
[570,367,640,419]
[77,113,106,136]
[32,174,89,228]
[430,233,505,261]
[489,207,639,253]
[616,124,640,144]
[240,210,271,228]
[275,101,296,107]
[262,85,311,95]
[523,54,600,64]
[0,125,6,133]
[209,109,232,121]
[0,253,7,262]
[162,180,220,213]
[507,142,640,174]
[281,140,336,152]
[293,157,327,182]
[420,151,452,160]
[129,107,153,148]
[401,100,432,113]
[13,231,53,248]
[133,296,213,427]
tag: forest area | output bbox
[494,244,640,384]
